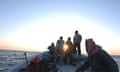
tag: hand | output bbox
[76,69,83,72]
[76,69,80,72]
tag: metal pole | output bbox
[24,52,29,65]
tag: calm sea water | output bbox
[0,50,40,72]
[0,50,119,72]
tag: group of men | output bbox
[48,30,82,65]
[47,30,119,72]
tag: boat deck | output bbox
[19,64,90,72]
[19,60,90,72]
[6,52,90,72]
[57,64,90,72]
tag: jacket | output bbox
[76,49,119,72]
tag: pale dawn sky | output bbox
[0,0,120,55]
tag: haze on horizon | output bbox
[0,0,120,55]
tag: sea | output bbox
[0,50,120,72]
[0,49,40,72]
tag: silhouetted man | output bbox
[56,36,64,64]
[73,30,82,55]
[64,37,73,64]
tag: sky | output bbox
[0,0,120,55]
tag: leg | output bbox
[77,44,81,55]
[64,54,67,64]
[73,44,77,54]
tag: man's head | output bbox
[68,37,71,41]
[51,42,54,46]
[60,36,63,40]
[85,38,96,55]
[75,30,78,34]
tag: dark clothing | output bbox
[64,53,73,65]
[65,40,73,55]
[48,46,56,55]
[29,60,50,72]
[73,34,82,44]
[56,39,64,54]
[48,45,56,63]
[77,49,118,72]
[73,43,81,55]
[64,40,73,64]
[73,34,82,55]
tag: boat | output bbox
[4,51,91,72]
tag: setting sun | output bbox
[63,44,69,52]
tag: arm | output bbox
[48,46,50,49]
[79,34,82,42]
[76,57,90,72]
[73,35,75,43]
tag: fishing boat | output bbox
[5,42,91,72]
[4,51,91,72]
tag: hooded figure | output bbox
[76,38,118,72]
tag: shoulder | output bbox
[97,49,108,56]
[96,49,112,60]
[57,40,60,42]
[48,46,51,49]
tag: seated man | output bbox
[76,39,118,72]
[48,42,56,63]
[30,56,41,66]
[29,56,50,72]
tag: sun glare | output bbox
[63,44,68,51]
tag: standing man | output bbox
[64,37,73,65]
[56,36,64,64]
[56,36,64,54]
[73,30,82,55]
